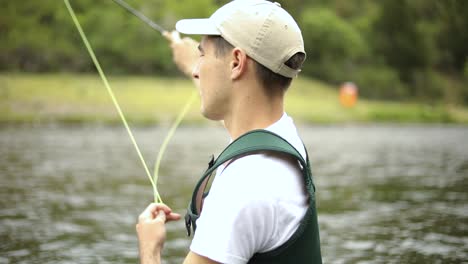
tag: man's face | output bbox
[192,36,231,121]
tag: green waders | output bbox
[185,129,322,263]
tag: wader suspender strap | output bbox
[185,129,315,236]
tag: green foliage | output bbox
[372,0,431,83]
[465,62,468,80]
[0,0,218,74]
[461,62,468,104]
[1,0,468,105]
[300,7,367,83]
[352,66,407,100]
[410,70,446,101]
[162,0,217,18]
[435,0,468,72]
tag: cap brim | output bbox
[175,19,221,35]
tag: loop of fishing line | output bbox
[64,0,195,203]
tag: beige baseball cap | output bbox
[175,0,305,78]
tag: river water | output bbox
[0,124,467,263]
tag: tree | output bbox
[300,7,367,83]
[436,0,468,73]
[373,0,431,84]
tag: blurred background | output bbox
[1,0,468,263]
[1,0,468,123]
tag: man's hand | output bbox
[163,30,200,77]
[136,203,181,264]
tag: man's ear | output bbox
[230,48,248,80]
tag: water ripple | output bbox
[1,124,467,263]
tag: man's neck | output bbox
[223,82,284,140]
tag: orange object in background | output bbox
[339,82,358,107]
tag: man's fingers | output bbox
[163,30,182,44]
[138,203,157,222]
[171,31,181,43]
[163,30,172,42]
[155,210,166,223]
[162,30,176,42]
[138,203,172,222]
[166,213,182,222]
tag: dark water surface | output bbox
[1,124,467,264]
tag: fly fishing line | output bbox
[64,0,195,203]
[109,0,199,199]
[153,92,197,189]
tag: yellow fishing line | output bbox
[64,0,195,203]
[153,91,197,199]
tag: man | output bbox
[136,1,322,263]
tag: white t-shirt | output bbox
[190,113,308,264]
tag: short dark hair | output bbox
[209,36,305,93]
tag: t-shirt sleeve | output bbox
[189,157,278,264]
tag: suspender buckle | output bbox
[208,154,215,168]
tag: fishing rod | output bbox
[111,0,167,34]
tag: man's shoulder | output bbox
[219,151,303,190]
[222,152,293,173]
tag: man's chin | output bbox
[201,108,223,122]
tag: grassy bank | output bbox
[1,73,468,125]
